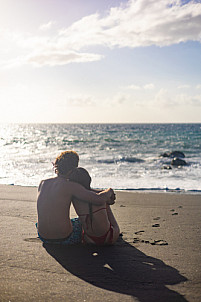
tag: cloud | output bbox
[102,92,132,107]
[154,88,201,107]
[1,0,201,67]
[124,84,141,90]
[123,83,155,90]
[196,84,201,89]
[58,0,201,49]
[56,88,201,109]
[26,51,104,67]
[144,83,155,90]
[177,84,191,89]
[39,21,56,31]
[188,94,201,106]
[66,95,95,107]
[174,93,201,106]
[114,93,130,104]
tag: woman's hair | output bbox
[68,167,91,189]
[69,167,93,224]
[54,151,79,175]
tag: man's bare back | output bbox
[37,176,114,240]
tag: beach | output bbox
[0,184,201,302]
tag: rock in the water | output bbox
[160,151,185,158]
[160,152,170,157]
[169,151,185,158]
[162,165,172,170]
[171,157,187,167]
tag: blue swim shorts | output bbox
[36,218,82,245]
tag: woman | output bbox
[69,167,120,245]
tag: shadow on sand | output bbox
[44,237,188,302]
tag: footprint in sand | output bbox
[152,223,160,227]
[134,230,145,235]
[24,238,41,242]
[133,237,141,243]
[133,238,149,244]
[133,238,168,246]
[172,212,178,215]
[151,240,168,246]
[153,217,160,221]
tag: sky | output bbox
[0,0,201,123]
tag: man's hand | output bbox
[106,188,116,205]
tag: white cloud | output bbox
[103,92,131,107]
[66,95,95,107]
[188,94,201,106]
[1,0,201,67]
[105,87,201,109]
[174,93,201,106]
[144,83,155,90]
[196,84,201,89]
[124,84,141,90]
[26,51,103,67]
[58,0,201,49]
[123,83,155,90]
[153,88,201,107]
[177,84,191,89]
[154,88,178,107]
[114,93,130,104]
[39,21,55,31]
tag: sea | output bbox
[0,123,201,193]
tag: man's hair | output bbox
[54,151,79,175]
[68,167,91,189]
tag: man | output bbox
[36,150,115,245]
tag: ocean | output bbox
[0,123,201,193]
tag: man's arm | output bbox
[90,188,103,193]
[38,180,43,192]
[69,181,115,206]
[91,188,116,202]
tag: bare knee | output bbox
[111,225,120,244]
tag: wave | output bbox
[1,123,201,192]
[104,138,120,143]
[3,182,201,194]
[120,157,145,163]
[98,156,145,164]
[112,187,201,194]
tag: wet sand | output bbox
[0,184,200,302]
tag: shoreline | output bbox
[1,183,201,195]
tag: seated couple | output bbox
[36,150,120,246]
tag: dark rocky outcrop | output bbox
[160,152,170,158]
[162,165,172,170]
[170,151,185,158]
[160,151,185,158]
[171,157,187,167]
[161,151,187,169]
